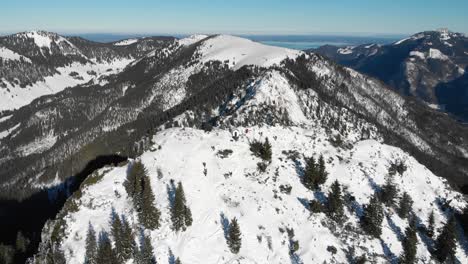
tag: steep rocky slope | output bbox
[312,29,468,122]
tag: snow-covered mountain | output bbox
[33,74,468,263]
[0,32,467,263]
[312,29,468,122]
[0,31,175,112]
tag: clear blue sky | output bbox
[1,0,467,35]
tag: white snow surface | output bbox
[114,39,139,46]
[337,47,353,55]
[57,126,467,264]
[196,35,302,70]
[178,34,209,46]
[0,59,132,111]
[0,47,32,63]
[428,48,449,60]
[409,51,426,60]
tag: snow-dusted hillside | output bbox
[0,31,175,111]
[40,126,467,264]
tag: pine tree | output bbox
[85,223,98,264]
[327,180,344,222]
[380,175,397,207]
[137,232,156,264]
[139,175,161,230]
[0,244,14,264]
[303,156,317,190]
[175,257,182,264]
[317,155,328,186]
[434,215,458,263]
[227,218,242,254]
[171,182,192,231]
[110,210,127,263]
[96,231,117,264]
[125,161,145,210]
[361,193,384,238]
[397,192,413,219]
[15,230,29,253]
[400,218,418,264]
[427,211,435,238]
[120,216,136,261]
[262,137,272,162]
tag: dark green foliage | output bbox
[124,161,145,210]
[434,215,458,263]
[400,218,418,264]
[389,160,407,176]
[171,182,192,231]
[15,231,29,253]
[397,192,413,219]
[317,155,328,186]
[426,211,435,238]
[139,175,161,230]
[109,211,135,262]
[175,257,182,264]
[227,218,242,254]
[96,231,118,264]
[136,232,156,264]
[380,175,398,207]
[120,216,136,261]
[361,194,384,238]
[85,223,97,264]
[303,155,328,190]
[309,200,324,213]
[250,138,272,162]
[125,161,161,230]
[303,156,317,190]
[257,162,268,173]
[0,244,14,264]
[327,180,345,222]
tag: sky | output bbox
[1,0,467,36]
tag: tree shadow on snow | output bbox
[166,180,177,208]
[168,248,176,264]
[294,159,305,180]
[379,239,398,264]
[220,212,230,240]
[385,214,404,241]
[296,197,310,210]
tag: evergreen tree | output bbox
[139,175,161,230]
[0,244,14,264]
[434,215,458,263]
[120,216,136,261]
[15,230,29,253]
[96,231,117,264]
[303,156,317,190]
[327,180,344,222]
[227,218,242,254]
[84,223,98,264]
[171,182,192,231]
[262,137,272,162]
[175,257,182,264]
[380,175,398,207]
[397,192,414,219]
[400,218,418,264]
[361,193,384,238]
[317,155,328,186]
[427,211,435,238]
[137,231,156,264]
[124,161,145,210]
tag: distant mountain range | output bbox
[312,29,468,122]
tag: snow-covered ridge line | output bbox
[48,127,467,264]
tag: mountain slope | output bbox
[312,29,468,122]
[1,34,468,203]
[0,31,174,112]
[33,116,468,263]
